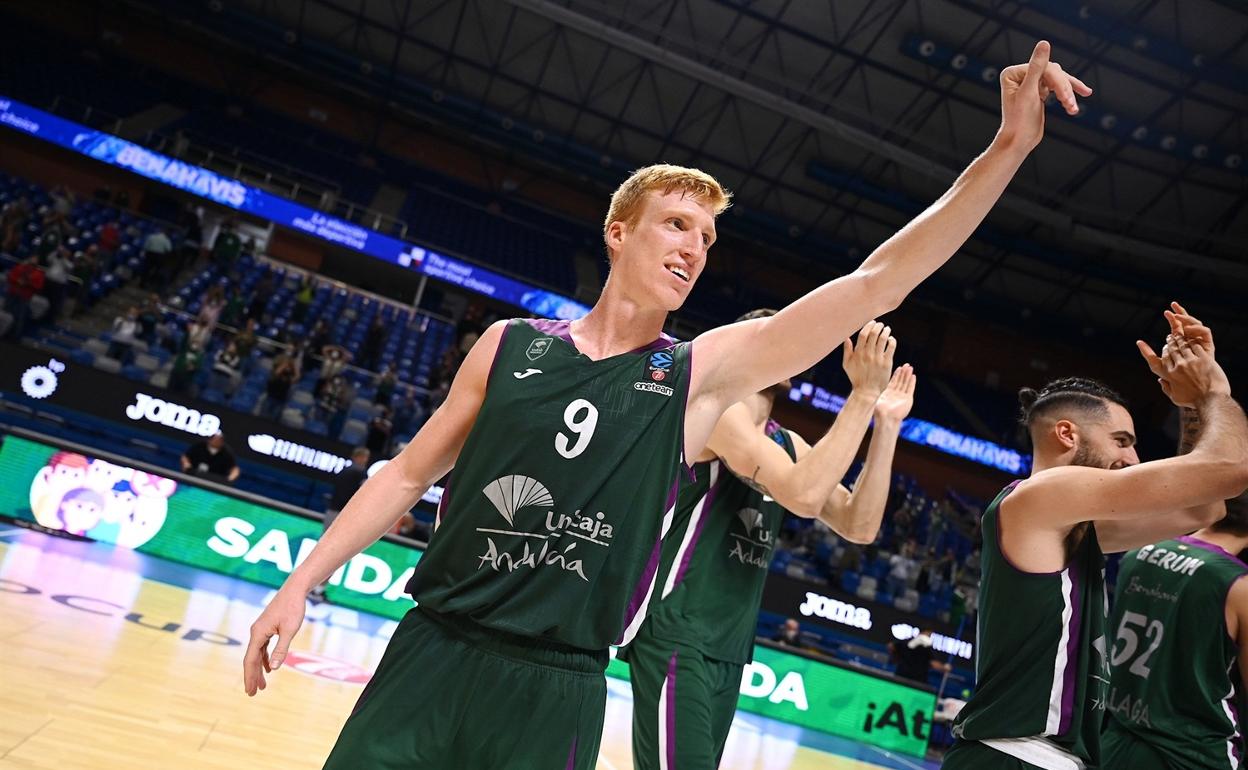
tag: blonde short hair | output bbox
[603,164,732,241]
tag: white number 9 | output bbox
[556,399,599,459]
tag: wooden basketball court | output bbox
[0,528,934,770]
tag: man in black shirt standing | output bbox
[181,432,240,484]
[326,447,371,529]
[311,447,371,601]
[889,625,952,685]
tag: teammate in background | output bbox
[1102,309,1248,770]
[1101,492,1248,769]
[944,307,1248,770]
[623,317,914,769]
[243,42,1092,769]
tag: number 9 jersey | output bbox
[406,318,693,652]
[1102,537,1248,770]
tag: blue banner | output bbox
[0,96,590,320]
[787,381,1029,474]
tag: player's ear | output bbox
[1053,419,1078,451]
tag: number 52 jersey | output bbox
[406,319,692,652]
[1105,536,1248,769]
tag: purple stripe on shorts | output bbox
[670,466,723,590]
[618,478,680,641]
[565,735,578,770]
[1058,561,1083,735]
[1178,535,1248,570]
[666,651,678,770]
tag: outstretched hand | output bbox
[1137,302,1230,407]
[998,41,1093,151]
[842,321,897,398]
[874,365,917,424]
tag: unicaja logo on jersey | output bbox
[729,507,773,569]
[475,474,615,582]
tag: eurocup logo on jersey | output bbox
[474,474,615,582]
[729,507,773,569]
[634,349,675,397]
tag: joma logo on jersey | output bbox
[729,508,773,569]
[526,337,553,361]
[474,475,615,582]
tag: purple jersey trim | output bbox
[669,462,725,591]
[1057,560,1083,735]
[1177,535,1248,571]
[523,318,677,356]
[618,478,681,641]
[564,736,578,770]
[665,651,679,769]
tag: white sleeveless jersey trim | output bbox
[979,737,1086,770]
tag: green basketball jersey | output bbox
[1105,536,1247,769]
[407,319,692,651]
[627,420,796,665]
[952,481,1109,769]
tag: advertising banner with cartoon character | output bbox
[0,433,423,619]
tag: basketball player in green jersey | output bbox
[1101,492,1248,770]
[623,315,915,770]
[1101,311,1248,770]
[243,42,1094,768]
[943,309,1248,770]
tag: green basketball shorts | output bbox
[623,626,743,770]
[323,607,608,769]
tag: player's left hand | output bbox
[874,364,916,424]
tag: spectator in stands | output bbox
[49,185,74,219]
[319,374,354,439]
[929,547,958,594]
[257,353,297,420]
[374,364,397,406]
[197,285,226,330]
[211,340,243,396]
[772,618,803,647]
[139,225,174,288]
[291,276,315,323]
[361,316,387,370]
[185,318,213,352]
[41,246,71,321]
[391,386,425,435]
[220,289,246,329]
[888,627,952,685]
[38,205,71,257]
[366,406,394,458]
[305,320,330,371]
[107,306,142,363]
[211,219,242,269]
[70,246,100,313]
[315,344,352,397]
[310,446,372,601]
[1,195,31,253]
[137,294,162,344]
[4,255,45,340]
[246,271,275,322]
[98,220,121,259]
[886,538,920,597]
[177,203,204,269]
[180,431,240,484]
[233,318,259,359]
[169,341,204,395]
